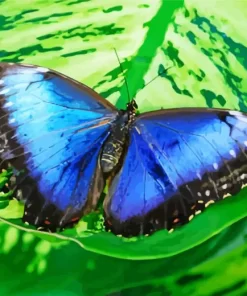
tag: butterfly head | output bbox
[126,100,138,113]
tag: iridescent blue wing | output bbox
[0,62,118,229]
[104,108,247,237]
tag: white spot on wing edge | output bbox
[205,190,210,196]
[229,110,244,116]
[223,193,231,199]
[229,110,247,124]
[8,118,16,124]
[189,215,194,221]
[232,114,247,123]
[222,184,227,189]
[36,66,49,73]
[3,102,14,108]
[3,101,13,108]
[213,163,218,170]
[196,172,202,180]
[229,149,236,158]
[0,79,4,85]
[0,88,10,95]
[205,200,215,207]
[241,174,246,180]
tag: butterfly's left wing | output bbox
[0,62,118,229]
[104,108,247,237]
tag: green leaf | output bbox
[1,0,247,262]
[0,200,24,219]
[1,216,247,296]
[0,177,8,189]
[1,186,247,260]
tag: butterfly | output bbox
[1,62,247,237]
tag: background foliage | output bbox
[1,0,247,295]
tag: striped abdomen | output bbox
[101,117,128,173]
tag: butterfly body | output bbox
[1,62,247,237]
[101,101,138,174]
[101,111,129,174]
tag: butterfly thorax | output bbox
[101,101,137,174]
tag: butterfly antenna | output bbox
[142,65,173,89]
[113,48,131,103]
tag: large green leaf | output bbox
[1,186,247,260]
[1,214,247,296]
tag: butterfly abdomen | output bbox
[101,138,125,173]
[101,114,129,173]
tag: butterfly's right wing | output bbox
[104,108,247,237]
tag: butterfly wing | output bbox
[104,108,247,237]
[0,62,118,229]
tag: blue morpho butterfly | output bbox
[1,62,247,238]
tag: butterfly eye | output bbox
[133,101,138,108]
